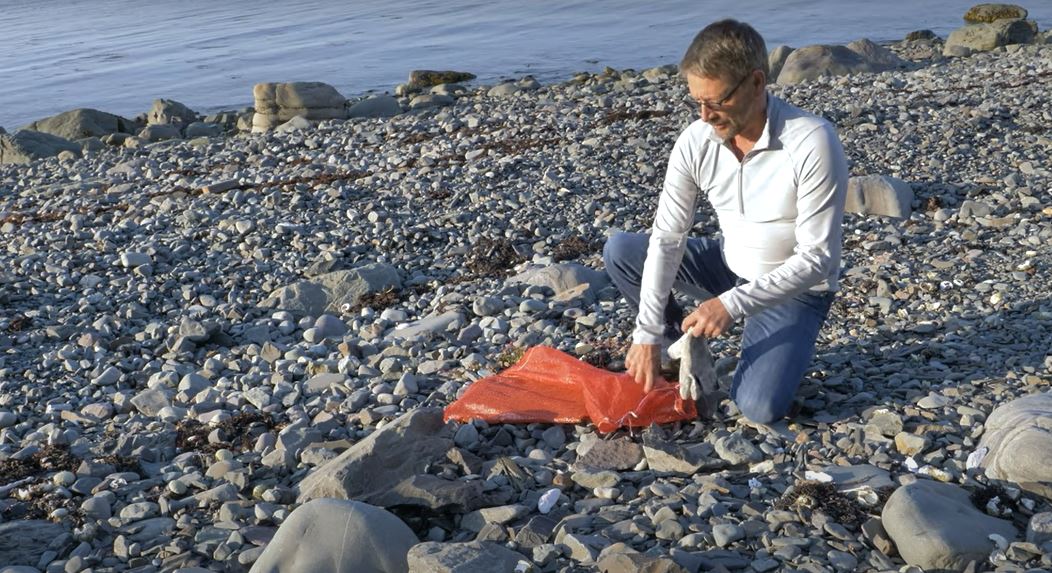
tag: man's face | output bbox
[685,72,758,142]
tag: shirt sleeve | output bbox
[631,128,702,344]
[717,122,848,320]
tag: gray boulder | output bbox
[409,94,455,110]
[138,124,182,142]
[347,95,402,119]
[252,82,347,132]
[263,263,402,317]
[881,480,1017,571]
[0,520,67,566]
[509,263,609,304]
[945,19,1037,54]
[249,499,417,573]
[274,115,312,133]
[845,175,914,218]
[776,42,901,85]
[407,541,524,573]
[297,408,454,504]
[767,45,794,84]
[184,122,224,138]
[19,108,137,140]
[147,98,198,127]
[0,130,80,165]
[846,39,907,69]
[487,83,521,98]
[979,392,1052,487]
[964,3,1028,23]
[78,137,106,153]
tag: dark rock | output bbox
[0,520,67,566]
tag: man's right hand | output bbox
[625,343,662,393]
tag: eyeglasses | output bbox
[684,72,752,113]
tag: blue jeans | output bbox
[603,232,834,424]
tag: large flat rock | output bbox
[979,391,1052,488]
[20,108,137,140]
[881,480,1017,571]
[297,408,454,504]
[407,541,524,573]
[0,520,68,566]
[0,130,79,165]
[263,263,401,317]
[249,499,417,573]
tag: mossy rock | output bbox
[407,69,476,89]
[964,3,1027,24]
[905,29,937,41]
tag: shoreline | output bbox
[0,25,1051,573]
[0,32,997,131]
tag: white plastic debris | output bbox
[804,471,833,483]
[537,488,560,514]
[748,478,762,489]
[966,447,988,470]
[903,457,919,473]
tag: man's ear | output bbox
[753,69,767,91]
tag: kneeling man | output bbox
[604,19,848,424]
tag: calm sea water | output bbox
[1,0,1049,127]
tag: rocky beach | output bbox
[1,7,1052,573]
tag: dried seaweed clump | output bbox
[348,287,402,314]
[495,345,526,369]
[970,483,1022,517]
[465,237,524,278]
[578,338,624,370]
[176,412,274,454]
[552,235,599,262]
[774,481,870,529]
[0,445,80,482]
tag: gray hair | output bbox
[680,19,769,82]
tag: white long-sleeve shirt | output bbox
[633,94,848,345]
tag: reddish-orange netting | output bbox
[443,346,696,433]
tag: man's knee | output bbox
[602,232,637,268]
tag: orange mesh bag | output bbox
[444,346,696,433]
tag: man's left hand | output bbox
[681,298,733,338]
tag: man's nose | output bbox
[700,105,715,122]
